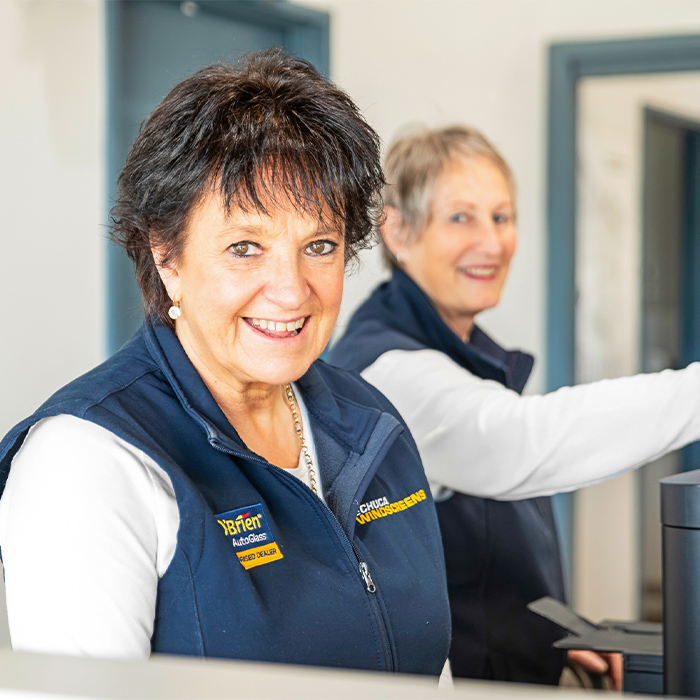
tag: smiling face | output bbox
[396,156,517,341]
[155,191,345,394]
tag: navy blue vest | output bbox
[0,320,451,674]
[329,269,567,684]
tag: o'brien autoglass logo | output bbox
[216,504,283,570]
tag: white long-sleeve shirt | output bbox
[361,348,700,501]
[0,385,321,657]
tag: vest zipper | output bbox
[358,560,376,593]
[315,498,395,672]
[351,542,394,671]
[208,437,396,672]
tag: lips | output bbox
[245,316,307,338]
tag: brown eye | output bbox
[306,241,335,256]
[230,242,257,257]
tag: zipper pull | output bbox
[359,561,376,593]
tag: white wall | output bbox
[0,0,105,439]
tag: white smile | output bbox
[461,266,498,278]
[247,317,307,336]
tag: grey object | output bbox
[661,468,700,697]
[528,597,663,694]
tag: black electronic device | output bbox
[661,468,700,697]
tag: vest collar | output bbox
[380,269,534,393]
[143,320,381,456]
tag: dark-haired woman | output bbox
[0,52,450,673]
[330,125,700,687]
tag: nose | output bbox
[475,219,503,256]
[264,251,310,310]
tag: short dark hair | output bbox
[110,48,384,326]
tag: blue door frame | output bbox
[547,34,700,591]
[547,34,700,393]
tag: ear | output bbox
[151,243,182,304]
[379,206,409,259]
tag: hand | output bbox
[568,649,623,690]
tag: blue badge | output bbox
[215,504,283,569]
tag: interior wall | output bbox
[0,0,105,439]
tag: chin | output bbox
[467,298,500,317]
[251,357,316,387]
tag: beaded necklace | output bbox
[284,384,318,495]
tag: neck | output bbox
[396,268,476,343]
[433,306,475,343]
[176,333,302,469]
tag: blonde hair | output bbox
[381,125,516,266]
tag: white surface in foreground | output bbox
[0,648,670,700]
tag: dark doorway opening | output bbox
[639,107,700,620]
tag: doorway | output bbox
[640,108,700,620]
[548,36,700,622]
[106,0,329,354]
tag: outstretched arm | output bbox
[362,349,700,500]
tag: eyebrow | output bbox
[217,222,342,238]
[314,225,342,236]
[445,199,513,209]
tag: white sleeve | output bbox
[362,349,700,500]
[0,415,179,657]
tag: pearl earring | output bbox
[168,301,181,320]
[396,250,405,264]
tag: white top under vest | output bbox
[0,384,321,657]
[361,349,700,501]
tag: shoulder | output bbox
[2,415,178,568]
[0,329,161,474]
[35,334,159,419]
[329,319,426,373]
[1,415,178,570]
[361,348,507,409]
[365,347,472,381]
[0,414,178,655]
[5,414,172,497]
[311,358,410,425]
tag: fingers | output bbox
[568,649,609,674]
[567,649,624,691]
[601,652,623,690]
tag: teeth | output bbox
[250,317,306,331]
[465,266,497,277]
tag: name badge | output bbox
[216,504,284,569]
